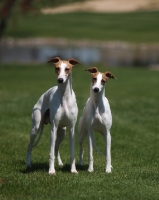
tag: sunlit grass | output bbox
[5,11,159,43]
[0,64,159,199]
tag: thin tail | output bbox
[32,123,44,148]
[92,132,105,156]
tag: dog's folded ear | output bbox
[85,67,98,74]
[105,71,117,79]
[68,58,80,66]
[48,57,61,64]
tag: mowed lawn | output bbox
[5,11,159,43]
[0,64,159,199]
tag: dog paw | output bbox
[71,169,78,174]
[106,169,112,173]
[49,172,56,175]
[58,162,63,167]
[88,168,94,172]
[49,168,56,175]
[106,165,112,173]
[49,171,56,175]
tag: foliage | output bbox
[0,64,159,199]
[0,0,84,40]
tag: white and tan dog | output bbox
[78,67,116,173]
[26,57,80,174]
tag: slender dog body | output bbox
[26,57,80,174]
[78,67,116,173]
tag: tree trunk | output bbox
[0,0,16,41]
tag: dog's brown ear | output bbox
[85,67,98,74]
[68,58,80,66]
[105,71,117,79]
[48,57,61,64]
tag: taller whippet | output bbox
[26,57,80,174]
[78,67,116,173]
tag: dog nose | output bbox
[93,87,99,93]
[58,78,64,83]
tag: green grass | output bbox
[5,11,159,43]
[0,64,159,199]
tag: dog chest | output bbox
[91,108,112,133]
[53,100,77,127]
[91,112,104,131]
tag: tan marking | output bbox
[85,66,116,84]
[54,60,72,76]
[85,67,98,74]
[48,57,79,77]
[63,61,73,76]
[91,72,99,85]
[102,73,109,84]
[104,71,116,79]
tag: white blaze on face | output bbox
[56,62,71,83]
[92,73,106,93]
[58,62,67,80]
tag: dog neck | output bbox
[58,73,73,97]
[90,85,105,108]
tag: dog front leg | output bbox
[105,130,112,173]
[49,125,57,175]
[69,127,78,173]
[88,130,94,172]
[55,127,66,166]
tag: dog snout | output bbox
[93,87,99,93]
[58,78,64,83]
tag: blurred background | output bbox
[0,0,159,67]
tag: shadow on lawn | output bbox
[20,161,88,174]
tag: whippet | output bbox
[78,67,116,173]
[26,57,80,174]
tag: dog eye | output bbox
[65,68,69,72]
[55,67,60,74]
[92,78,97,82]
[101,79,106,84]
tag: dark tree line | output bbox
[0,0,80,41]
[0,0,39,41]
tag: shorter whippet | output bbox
[78,67,116,173]
[26,57,80,174]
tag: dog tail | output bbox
[32,124,44,148]
[92,132,105,156]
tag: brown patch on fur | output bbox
[68,58,80,66]
[55,65,61,75]
[85,67,98,74]
[85,67,116,84]
[48,57,61,64]
[104,71,116,79]
[48,57,80,76]
[91,72,99,85]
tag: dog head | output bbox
[48,57,80,83]
[85,67,116,93]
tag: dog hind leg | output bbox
[26,108,42,167]
[55,127,66,166]
[78,117,87,166]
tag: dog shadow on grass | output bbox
[20,161,88,174]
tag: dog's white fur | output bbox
[78,67,116,173]
[26,57,80,174]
